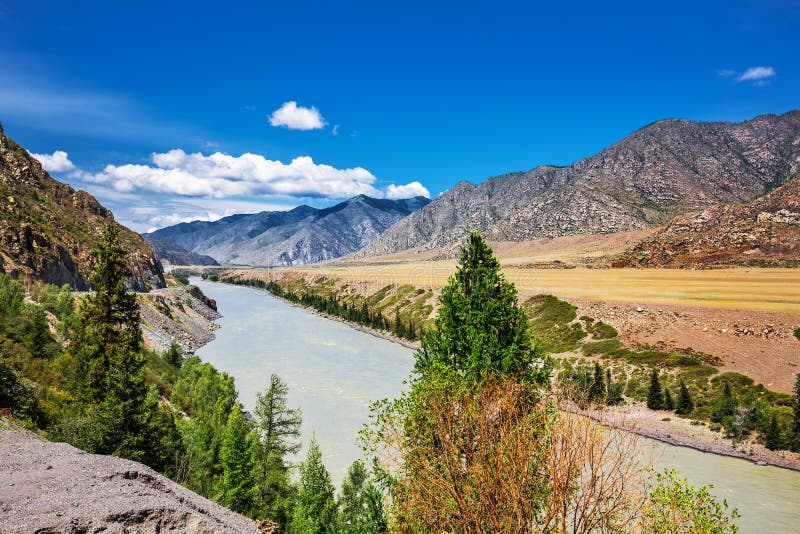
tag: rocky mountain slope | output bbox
[145,237,219,266]
[611,173,800,268]
[0,123,165,291]
[358,111,800,257]
[146,195,430,266]
[0,424,260,533]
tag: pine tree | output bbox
[337,460,386,534]
[415,232,549,384]
[71,223,142,404]
[723,381,732,398]
[765,413,782,451]
[253,374,302,526]
[647,369,663,410]
[663,388,674,411]
[588,362,605,403]
[25,305,52,358]
[220,407,257,516]
[163,341,183,367]
[676,380,694,415]
[290,438,337,534]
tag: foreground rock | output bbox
[0,425,259,533]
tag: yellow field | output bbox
[282,264,800,313]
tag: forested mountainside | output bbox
[146,195,430,266]
[358,111,800,257]
[0,124,164,291]
[613,173,800,268]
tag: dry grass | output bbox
[271,264,800,313]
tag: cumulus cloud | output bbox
[145,210,234,233]
[385,181,431,199]
[29,150,76,172]
[269,101,326,130]
[737,66,775,82]
[80,149,427,201]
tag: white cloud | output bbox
[269,101,326,130]
[29,150,76,172]
[332,124,340,136]
[717,69,736,77]
[80,149,428,202]
[737,66,776,83]
[145,210,234,233]
[385,181,431,199]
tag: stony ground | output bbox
[139,284,221,354]
[0,423,260,533]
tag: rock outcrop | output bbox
[139,284,221,353]
[611,174,800,267]
[146,195,430,266]
[0,425,260,533]
[357,111,800,257]
[0,126,165,291]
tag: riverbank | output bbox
[139,284,221,353]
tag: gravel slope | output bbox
[0,425,260,533]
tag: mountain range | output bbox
[145,195,430,266]
[0,124,164,291]
[357,111,800,257]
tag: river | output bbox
[192,278,800,532]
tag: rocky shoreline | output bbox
[139,284,222,354]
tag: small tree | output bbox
[220,407,257,516]
[647,369,663,410]
[163,341,183,368]
[663,388,674,411]
[764,413,782,451]
[337,460,386,534]
[588,362,605,403]
[676,380,694,415]
[290,438,337,534]
[25,305,52,358]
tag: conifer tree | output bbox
[647,369,663,410]
[765,413,782,451]
[71,223,142,404]
[336,460,387,534]
[253,374,302,526]
[676,380,694,415]
[163,341,183,368]
[220,407,257,516]
[588,362,605,402]
[25,305,52,358]
[290,438,337,534]
[415,232,549,384]
[663,387,674,411]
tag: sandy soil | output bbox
[571,298,800,393]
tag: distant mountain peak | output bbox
[145,194,430,266]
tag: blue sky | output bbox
[1,0,798,232]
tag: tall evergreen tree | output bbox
[70,223,142,404]
[253,374,302,526]
[647,369,663,410]
[24,305,52,358]
[676,380,694,415]
[336,460,386,534]
[415,232,549,384]
[220,407,257,516]
[290,438,337,534]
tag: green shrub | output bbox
[581,339,623,356]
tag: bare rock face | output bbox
[0,128,165,291]
[358,111,800,257]
[145,195,430,267]
[0,425,260,533]
[612,173,800,267]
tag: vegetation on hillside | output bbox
[362,232,742,532]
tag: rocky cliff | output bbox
[0,124,165,291]
[358,111,800,257]
[146,195,430,266]
[612,173,800,268]
[0,424,260,533]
